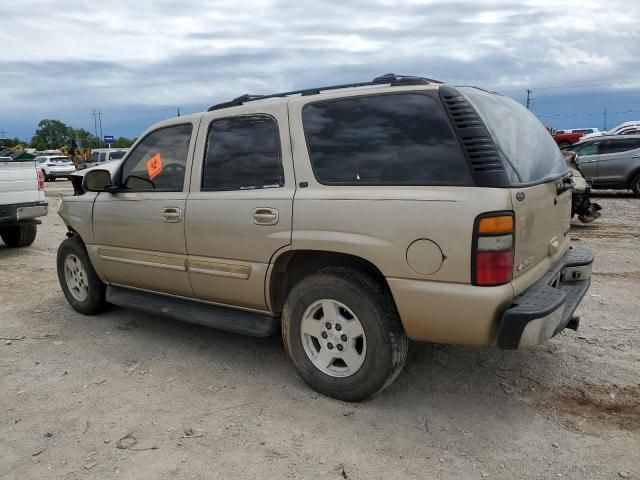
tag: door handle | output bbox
[632,154,640,158]
[252,207,278,226]
[162,207,182,223]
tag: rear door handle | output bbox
[252,207,278,225]
[162,207,182,223]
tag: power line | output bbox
[530,79,637,91]
[536,109,640,118]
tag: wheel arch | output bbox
[267,249,395,315]
[626,167,640,188]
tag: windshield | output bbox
[109,150,127,160]
[458,87,568,184]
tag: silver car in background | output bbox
[565,135,640,196]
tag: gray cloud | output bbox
[1,0,639,138]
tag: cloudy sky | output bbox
[2,0,639,140]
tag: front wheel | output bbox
[631,173,640,197]
[56,236,108,315]
[282,267,408,401]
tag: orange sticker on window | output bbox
[146,153,163,180]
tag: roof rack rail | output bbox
[207,73,443,111]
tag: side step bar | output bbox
[106,286,279,337]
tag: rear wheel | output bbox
[282,267,408,401]
[57,236,107,314]
[0,223,37,247]
[631,173,640,197]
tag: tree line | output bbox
[1,119,136,151]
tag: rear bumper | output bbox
[0,201,49,223]
[497,246,593,349]
[49,171,75,178]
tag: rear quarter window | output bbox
[459,87,568,184]
[302,92,471,185]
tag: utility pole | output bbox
[92,109,103,147]
[0,130,7,139]
[92,110,99,146]
[177,107,181,117]
[97,111,103,147]
[603,108,607,131]
[525,89,532,110]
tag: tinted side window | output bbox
[120,124,192,191]
[302,93,471,185]
[600,139,640,154]
[98,152,106,162]
[202,116,284,191]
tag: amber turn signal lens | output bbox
[478,215,513,234]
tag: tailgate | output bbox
[510,179,572,287]
[0,161,43,205]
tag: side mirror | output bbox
[123,175,155,190]
[83,169,113,192]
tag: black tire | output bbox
[282,267,408,402]
[558,142,571,148]
[0,223,37,247]
[631,173,640,197]
[41,170,50,182]
[56,236,108,315]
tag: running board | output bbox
[106,286,279,337]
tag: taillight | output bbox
[37,169,45,191]
[473,212,514,286]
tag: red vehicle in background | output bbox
[553,130,585,147]
[550,128,600,147]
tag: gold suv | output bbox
[57,74,593,401]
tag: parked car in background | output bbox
[556,128,600,135]
[35,155,76,181]
[0,158,47,247]
[583,121,640,139]
[553,130,585,147]
[563,135,640,196]
[77,148,129,170]
[56,74,593,401]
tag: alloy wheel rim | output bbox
[300,299,367,378]
[64,254,89,302]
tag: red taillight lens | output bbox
[473,212,515,286]
[475,250,513,286]
[37,170,45,190]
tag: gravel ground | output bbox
[1,181,638,480]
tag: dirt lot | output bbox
[1,181,638,479]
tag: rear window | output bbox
[202,115,284,191]
[302,93,471,185]
[459,87,567,184]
